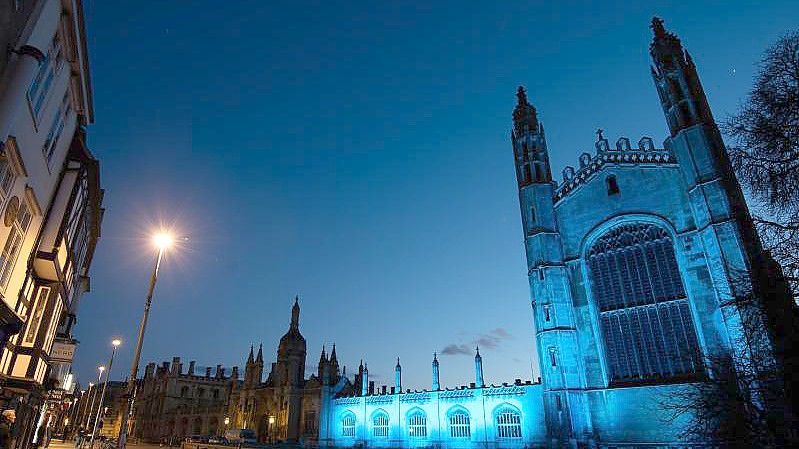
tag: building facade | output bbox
[321,352,545,449]
[0,1,102,448]
[227,298,343,444]
[131,358,237,443]
[320,18,795,449]
[509,18,792,448]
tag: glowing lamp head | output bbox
[112,339,122,347]
[268,416,275,425]
[98,365,105,373]
[224,417,230,425]
[153,233,174,250]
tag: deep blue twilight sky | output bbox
[73,1,796,390]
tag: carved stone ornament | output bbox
[4,196,20,227]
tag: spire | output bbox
[511,86,551,187]
[329,343,340,378]
[247,345,254,364]
[648,17,715,136]
[395,357,402,392]
[475,346,485,387]
[290,296,300,330]
[513,86,538,136]
[317,345,327,380]
[361,362,369,396]
[432,352,440,390]
[649,16,683,69]
[256,344,263,364]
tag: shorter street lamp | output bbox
[90,339,121,449]
[85,372,101,429]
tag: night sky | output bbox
[73,1,797,391]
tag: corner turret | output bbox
[474,347,484,387]
[395,357,402,392]
[432,353,440,391]
[650,17,715,136]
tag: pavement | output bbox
[47,441,163,449]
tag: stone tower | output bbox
[512,86,592,447]
[274,296,307,387]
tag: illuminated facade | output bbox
[320,18,793,449]
[510,18,790,448]
[0,1,102,448]
[320,352,545,449]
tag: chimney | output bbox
[171,357,181,375]
[231,366,239,379]
[381,385,387,395]
[205,367,212,378]
[188,361,195,375]
[368,381,375,395]
[216,365,223,378]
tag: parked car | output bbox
[224,429,257,445]
[186,435,209,443]
[208,435,228,445]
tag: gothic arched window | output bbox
[372,411,389,438]
[407,409,427,438]
[341,413,355,437]
[587,223,701,385]
[495,407,522,439]
[448,409,471,438]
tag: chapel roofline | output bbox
[553,133,676,203]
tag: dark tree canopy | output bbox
[725,31,799,299]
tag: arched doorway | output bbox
[258,415,269,443]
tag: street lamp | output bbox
[85,372,101,429]
[117,231,175,449]
[90,339,121,449]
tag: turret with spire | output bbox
[329,343,340,380]
[395,357,402,392]
[512,86,551,188]
[432,353,440,391]
[475,346,484,387]
[317,345,328,380]
[254,343,264,384]
[650,17,715,137]
[361,362,369,396]
[244,345,255,386]
[274,296,307,387]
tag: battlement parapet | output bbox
[554,135,675,201]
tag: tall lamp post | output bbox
[84,372,101,429]
[117,232,174,449]
[89,339,121,449]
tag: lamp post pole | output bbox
[84,380,98,430]
[89,340,120,449]
[118,234,173,449]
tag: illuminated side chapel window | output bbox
[495,408,522,439]
[587,222,701,384]
[0,200,32,290]
[372,412,389,438]
[341,414,355,437]
[448,410,470,438]
[407,410,427,438]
